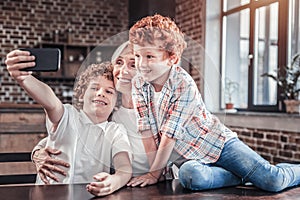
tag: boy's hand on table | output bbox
[86,172,115,196]
[127,173,159,187]
[33,147,70,184]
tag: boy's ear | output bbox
[169,54,179,65]
[78,94,84,102]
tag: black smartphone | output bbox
[20,48,61,71]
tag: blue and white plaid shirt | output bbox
[132,65,230,164]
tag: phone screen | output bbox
[21,48,61,72]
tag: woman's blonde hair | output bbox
[73,62,114,110]
[111,41,133,64]
[129,14,187,57]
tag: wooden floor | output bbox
[1,179,300,200]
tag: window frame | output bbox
[221,0,289,112]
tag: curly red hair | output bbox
[129,14,187,57]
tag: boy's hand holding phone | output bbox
[6,48,60,82]
[5,49,35,82]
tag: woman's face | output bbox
[113,48,136,94]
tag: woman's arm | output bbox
[32,137,70,184]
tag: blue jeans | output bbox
[178,137,300,192]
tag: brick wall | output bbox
[0,0,128,105]
[175,0,205,93]
[0,0,204,105]
[231,127,300,164]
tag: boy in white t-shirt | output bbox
[31,42,151,180]
[5,50,132,197]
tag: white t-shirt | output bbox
[153,91,160,120]
[36,104,132,184]
[112,106,149,177]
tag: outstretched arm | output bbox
[5,49,64,126]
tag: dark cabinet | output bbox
[38,43,116,79]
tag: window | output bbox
[223,0,250,11]
[221,0,293,112]
[290,0,300,57]
[222,8,250,109]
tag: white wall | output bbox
[204,1,222,112]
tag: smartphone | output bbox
[20,48,61,71]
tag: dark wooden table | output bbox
[1,179,300,200]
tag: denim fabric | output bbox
[179,137,300,192]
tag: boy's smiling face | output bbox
[133,43,177,91]
[82,75,117,123]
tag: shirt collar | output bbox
[96,121,108,131]
[79,109,108,131]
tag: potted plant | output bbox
[224,77,239,110]
[261,53,300,113]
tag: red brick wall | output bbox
[175,0,205,42]
[0,0,128,105]
[1,0,205,105]
[231,127,300,164]
[175,0,205,93]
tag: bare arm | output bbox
[18,75,63,125]
[148,134,175,177]
[86,152,132,196]
[5,49,64,125]
[127,131,176,187]
[141,129,157,167]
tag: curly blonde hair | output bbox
[129,14,187,57]
[73,62,114,110]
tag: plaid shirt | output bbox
[132,66,227,164]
